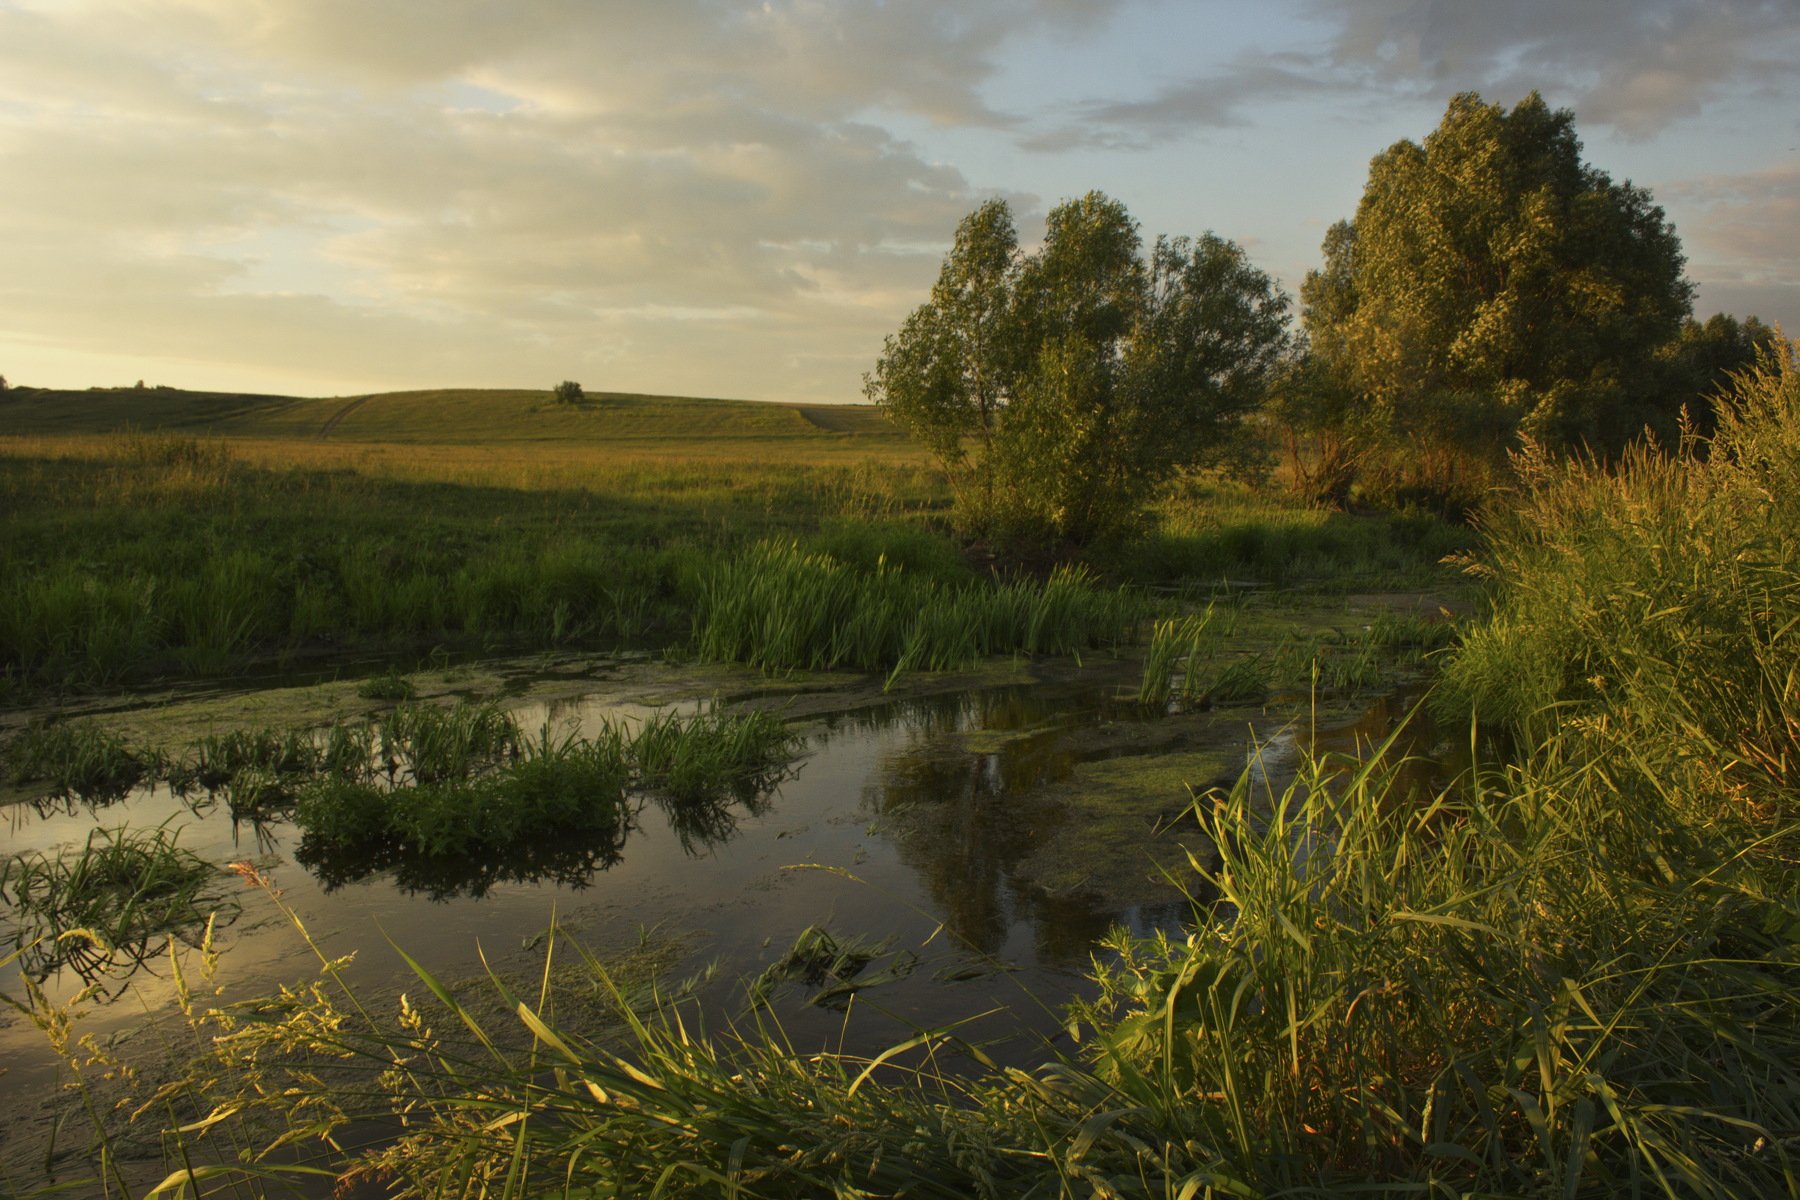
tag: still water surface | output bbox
[0,667,1438,1160]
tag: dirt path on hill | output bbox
[793,405,865,432]
[318,394,375,438]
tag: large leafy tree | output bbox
[1302,92,1692,484]
[867,192,1290,543]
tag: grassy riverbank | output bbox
[5,360,1794,1196]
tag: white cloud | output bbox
[0,0,1097,399]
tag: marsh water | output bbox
[0,658,1445,1178]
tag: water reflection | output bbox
[295,819,634,900]
[2,673,1446,1018]
[654,790,774,856]
[842,681,1193,964]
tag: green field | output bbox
[0,384,1466,695]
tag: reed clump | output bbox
[295,733,632,866]
[0,822,226,981]
[1440,352,1800,810]
[2,719,151,802]
[629,707,796,803]
[380,699,522,784]
[694,540,1140,677]
[1136,610,1216,703]
[287,703,797,894]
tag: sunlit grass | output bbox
[692,540,1142,678]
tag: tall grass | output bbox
[1440,354,1800,809]
[24,705,1793,1196]
[1106,480,1472,589]
[1076,724,1796,1196]
[0,425,945,691]
[692,540,1140,677]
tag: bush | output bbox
[1439,350,1800,806]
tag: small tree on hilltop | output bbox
[553,380,585,404]
[865,192,1290,545]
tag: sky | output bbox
[2,0,1797,404]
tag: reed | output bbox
[0,822,226,982]
[1439,352,1800,808]
[1136,610,1216,704]
[288,705,798,895]
[628,707,797,804]
[2,719,150,802]
[381,700,522,784]
[693,541,1139,677]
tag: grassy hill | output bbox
[0,385,902,447]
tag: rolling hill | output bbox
[0,385,902,448]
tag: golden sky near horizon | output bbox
[2,0,1796,402]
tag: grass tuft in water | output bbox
[1137,609,1216,704]
[746,924,918,1009]
[355,668,417,702]
[0,822,227,982]
[1,719,151,802]
[629,707,797,803]
[381,699,521,784]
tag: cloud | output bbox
[0,0,1104,400]
[1035,0,1800,153]
[1022,52,1357,151]
[1663,162,1800,271]
[1660,161,1800,326]
[1315,0,1800,138]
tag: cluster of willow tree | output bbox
[866,91,1784,536]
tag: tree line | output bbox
[866,91,1787,540]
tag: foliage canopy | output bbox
[866,193,1290,544]
[1300,92,1693,497]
